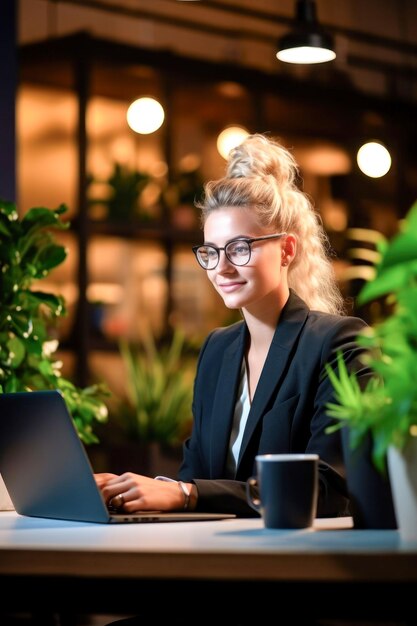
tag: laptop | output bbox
[0,390,235,524]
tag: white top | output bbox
[225,359,251,477]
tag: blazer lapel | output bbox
[209,325,246,477]
[237,291,309,470]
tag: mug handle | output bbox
[246,476,261,512]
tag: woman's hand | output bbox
[94,472,190,512]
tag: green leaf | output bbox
[0,200,20,221]
[25,291,67,317]
[0,219,12,237]
[21,205,69,232]
[9,311,34,338]
[358,202,417,306]
[358,261,417,305]
[378,201,417,270]
[6,335,26,368]
[34,244,67,275]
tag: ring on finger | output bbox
[110,493,125,509]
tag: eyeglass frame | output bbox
[192,232,287,270]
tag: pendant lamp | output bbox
[277,0,336,64]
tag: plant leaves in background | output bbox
[325,199,417,471]
[118,328,194,446]
[0,199,109,443]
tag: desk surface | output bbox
[1,510,416,583]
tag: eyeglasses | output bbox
[192,233,287,270]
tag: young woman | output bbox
[96,133,370,518]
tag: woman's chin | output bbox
[221,296,246,310]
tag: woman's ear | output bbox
[281,234,296,266]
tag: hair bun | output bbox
[226,134,297,186]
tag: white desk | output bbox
[1,511,416,622]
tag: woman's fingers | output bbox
[101,474,184,512]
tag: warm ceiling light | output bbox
[127,97,165,134]
[217,126,250,160]
[294,142,351,175]
[277,0,336,64]
[356,142,392,178]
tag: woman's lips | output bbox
[218,281,245,293]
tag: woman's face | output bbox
[203,206,289,315]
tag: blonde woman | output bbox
[96,134,370,519]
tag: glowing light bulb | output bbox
[127,97,165,134]
[356,142,392,178]
[217,126,250,160]
[276,46,335,64]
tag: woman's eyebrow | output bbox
[203,235,251,246]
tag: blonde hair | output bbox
[197,133,345,315]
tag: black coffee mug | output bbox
[246,454,319,529]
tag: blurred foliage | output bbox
[325,200,417,472]
[88,162,151,222]
[163,168,204,208]
[0,200,109,444]
[88,161,205,227]
[116,328,195,446]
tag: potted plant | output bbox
[325,199,417,537]
[162,166,204,230]
[87,162,152,223]
[0,200,110,445]
[104,328,195,476]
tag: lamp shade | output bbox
[277,0,335,64]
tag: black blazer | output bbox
[178,290,370,517]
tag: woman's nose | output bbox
[216,249,235,271]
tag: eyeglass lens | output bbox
[196,240,251,269]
